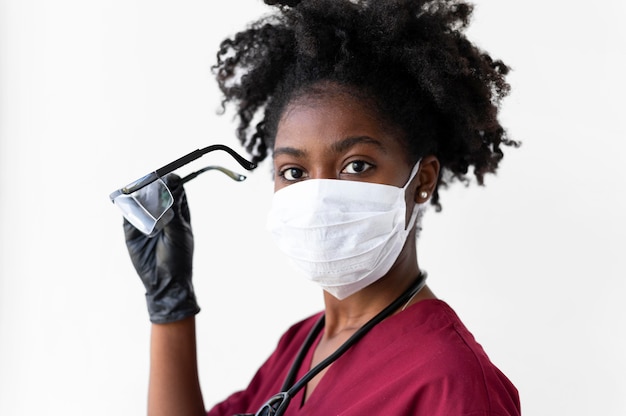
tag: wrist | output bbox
[146,280,200,324]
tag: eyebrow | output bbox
[273,136,386,159]
[273,146,307,158]
[331,136,387,154]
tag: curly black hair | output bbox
[212,0,519,209]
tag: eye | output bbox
[342,160,373,174]
[279,167,307,181]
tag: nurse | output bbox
[120,0,522,414]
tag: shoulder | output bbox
[388,299,493,357]
[268,311,324,361]
[351,300,521,415]
[411,300,515,383]
[206,312,325,416]
[276,311,323,346]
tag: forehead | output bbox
[275,87,406,152]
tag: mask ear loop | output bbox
[402,159,423,230]
[402,159,423,191]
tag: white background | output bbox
[1,0,625,415]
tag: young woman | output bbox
[122,0,521,414]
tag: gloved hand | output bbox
[123,173,201,324]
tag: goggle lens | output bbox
[113,179,173,236]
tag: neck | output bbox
[321,237,435,338]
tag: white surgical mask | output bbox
[266,162,425,300]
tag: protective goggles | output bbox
[109,144,256,236]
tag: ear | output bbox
[414,156,440,204]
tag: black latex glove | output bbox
[123,173,200,324]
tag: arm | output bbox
[148,317,205,416]
[123,174,206,415]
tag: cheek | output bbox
[271,169,281,191]
[271,166,289,192]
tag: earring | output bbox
[419,191,428,199]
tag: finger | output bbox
[123,218,149,240]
